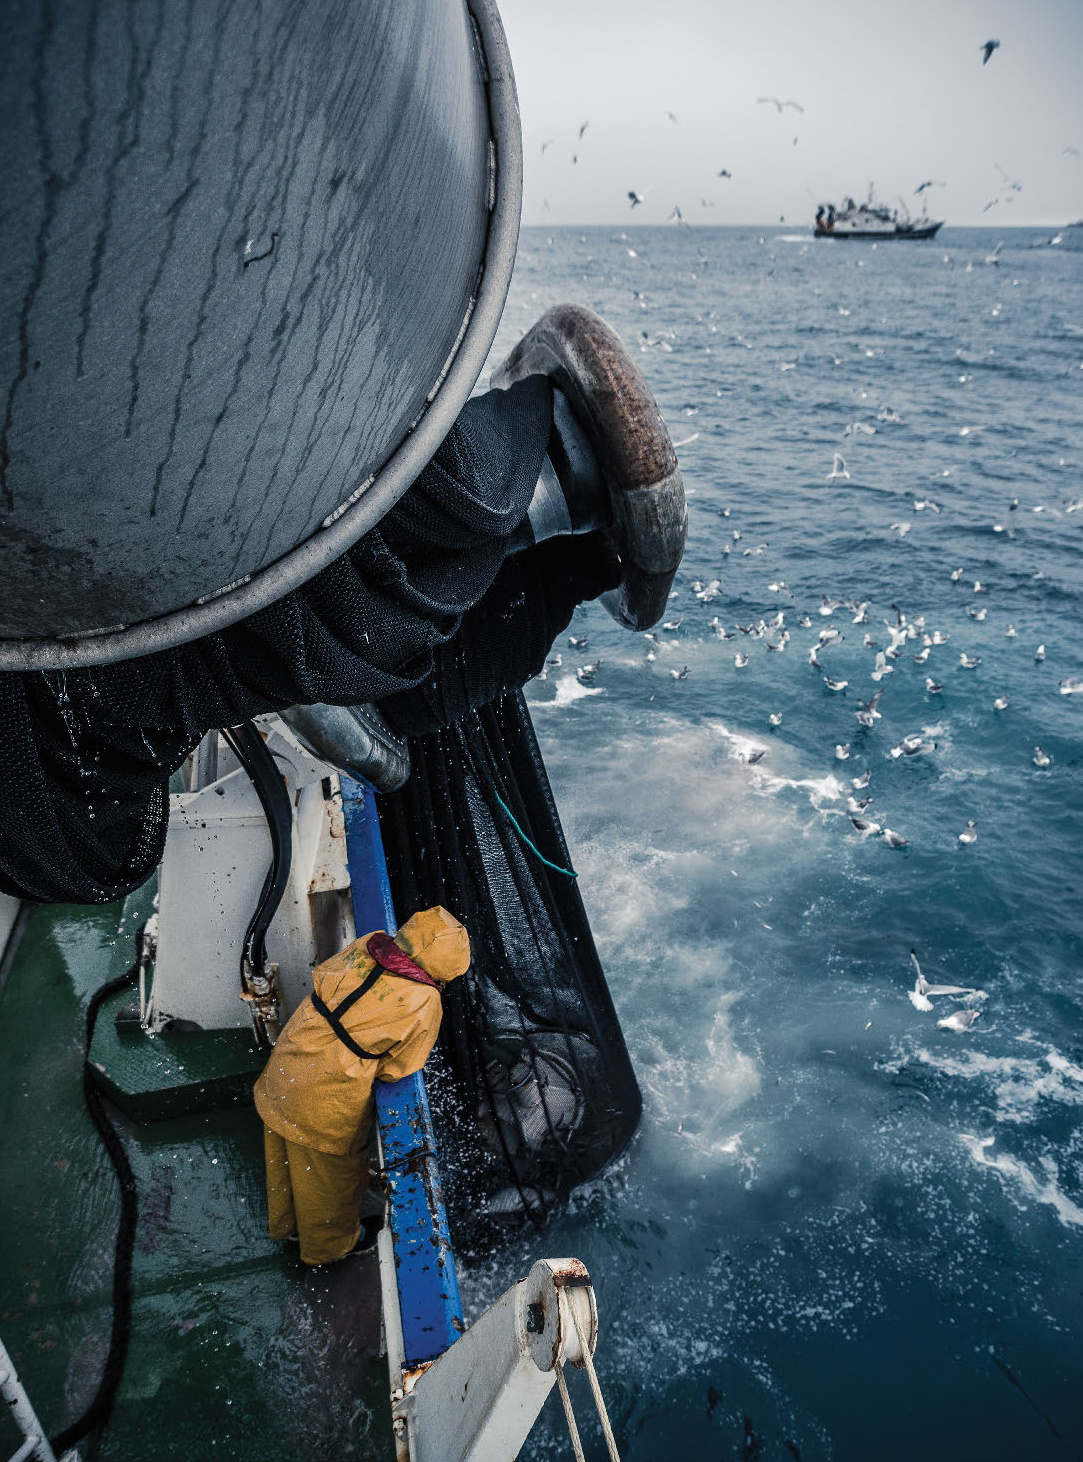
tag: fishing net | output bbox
[378,689,641,1240]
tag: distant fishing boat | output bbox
[815,193,943,240]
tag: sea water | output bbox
[461,227,1083,1461]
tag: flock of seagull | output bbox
[556,561,1077,865]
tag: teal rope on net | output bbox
[493,790,578,879]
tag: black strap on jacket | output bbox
[310,967,384,1060]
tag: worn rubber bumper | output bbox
[490,304,686,631]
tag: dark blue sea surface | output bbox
[463,227,1083,1461]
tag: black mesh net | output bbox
[378,689,641,1242]
[0,377,622,906]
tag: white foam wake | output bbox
[959,1134,1083,1229]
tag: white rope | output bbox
[567,1292,622,1462]
[554,1361,586,1462]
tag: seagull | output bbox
[717,169,732,179]
[871,652,893,683]
[758,96,804,113]
[808,647,823,669]
[578,120,590,140]
[769,712,783,726]
[824,676,848,691]
[835,743,851,760]
[568,635,589,648]
[540,137,556,155]
[950,568,964,583]
[913,647,930,665]
[958,821,978,844]
[670,665,690,680]
[856,692,884,728]
[848,795,872,813]
[1005,624,1017,638]
[904,739,937,757]
[914,180,946,195]
[734,652,749,668]
[628,190,647,208]
[1035,644,1046,662]
[909,950,985,1010]
[668,204,685,225]
[1033,747,1051,768]
[852,770,872,789]
[1060,677,1083,694]
[937,1008,981,1032]
[925,678,944,694]
[827,452,850,482]
[959,653,982,669]
[850,817,881,838]
[662,619,682,631]
[664,110,679,124]
[993,695,1010,710]
[980,39,1000,65]
[882,828,909,848]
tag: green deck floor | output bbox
[0,891,393,1461]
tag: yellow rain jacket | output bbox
[253,906,470,1156]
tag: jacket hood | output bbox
[394,906,471,984]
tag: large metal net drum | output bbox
[0,0,521,668]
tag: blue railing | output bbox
[340,776,465,1366]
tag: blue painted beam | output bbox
[340,774,465,1366]
[375,1073,465,1364]
[340,776,397,936]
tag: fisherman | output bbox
[253,905,470,1266]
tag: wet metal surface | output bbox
[0,893,392,1460]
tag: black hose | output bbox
[220,723,293,987]
[50,930,144,1456]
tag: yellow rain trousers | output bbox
[253,905,470,1265]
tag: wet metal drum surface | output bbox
[0,0,521,664]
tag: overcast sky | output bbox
[498,0,1083,227]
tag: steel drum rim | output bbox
[0,0,522,672]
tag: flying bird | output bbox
[914,180,946,195]
[540,137,556,156]
[980,39,1000,64]
[718,168,732,179]
[758,96,804,113]
[578,120,590,139]
[628,190,647,209]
